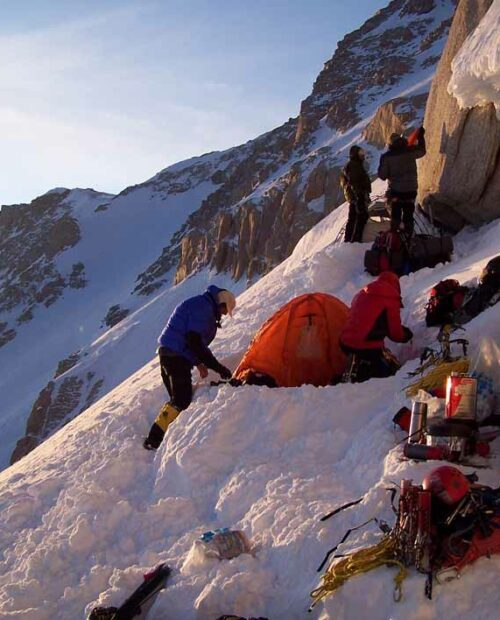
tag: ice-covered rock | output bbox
[418,0,500,229]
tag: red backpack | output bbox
[374,230,405,273]
[425,279,467,327]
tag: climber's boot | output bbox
[143,403,181,450]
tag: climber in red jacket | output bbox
[340,272,413,382]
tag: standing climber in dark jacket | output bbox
[378,127,426,239]
[340,145,372,243]
[339,272,413,382]
[143,285,236,450]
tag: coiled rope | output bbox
[309,534,408,610]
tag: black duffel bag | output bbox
[409,234,453,270]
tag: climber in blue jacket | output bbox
[144,285,236,450]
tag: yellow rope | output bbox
[405,358,469,398]
[310,535,408,609]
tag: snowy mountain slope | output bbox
[0,149,245,468]
[0,180,498,620]
[7,268,246,467]
[2,0,459,468]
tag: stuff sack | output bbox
[409,234,453,272]
[425,279,468,327]
[364,230,407,276]
[195,528,252,560]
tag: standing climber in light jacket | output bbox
[378,126,426,239]
[143,285,236,451]
[340,145,372,243]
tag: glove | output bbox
[418,126,425,137]
[217,365,232,380]
[402,326,413,342]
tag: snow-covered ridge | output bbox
[0,182,499,619]
[448,1,500,118]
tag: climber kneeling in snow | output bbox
[339,272,413,382]
[340,145,372,243]
[378,127,426,239]
[143,286,236,450]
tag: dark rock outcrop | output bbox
[103,304,130,328]
[69,262,87,289]
[10,370,104,464]
[0,321,16,348]
[54,351,81,378]
[0,190,82,339]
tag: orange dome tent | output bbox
[234,293,349,388]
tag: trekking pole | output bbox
[209,379,241,387]
[320,497,364,522]
[316,517,378,572]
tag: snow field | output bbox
[0,189,499,619]
[448,1,500,118]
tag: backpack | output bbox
[339,165,355,202]
[425,280,467,327]
[364,230,407,276]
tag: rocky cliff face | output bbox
[363,93,429,147]
[295,0,447,142]
[0,190,109,348]
[135,0,457,291]
[418,0,499,229]
[133,120,297,294]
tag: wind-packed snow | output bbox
[448,1,500,119]
[0,182,499,620]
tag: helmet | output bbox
[217,289,236,316]
[422,466,470,505]
[479,255,500,289]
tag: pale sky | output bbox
[1,0,387,205]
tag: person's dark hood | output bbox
[389,136,408,152]
[349,145,364,161]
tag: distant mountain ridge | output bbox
[0,0,458,467]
